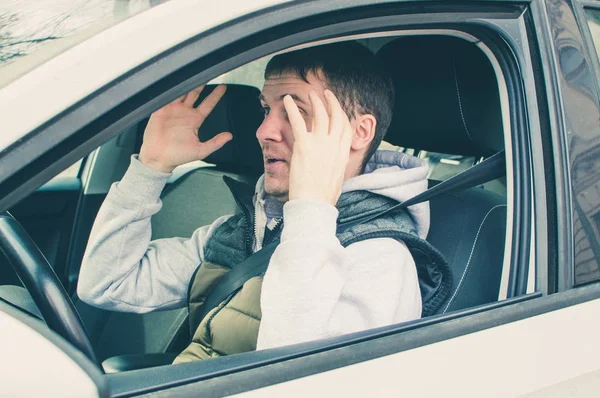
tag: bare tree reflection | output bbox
[0,11,61,64]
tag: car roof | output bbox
[0,0,287,153]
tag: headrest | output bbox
[195,84,264,174]
[376,36,504,157]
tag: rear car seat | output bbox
[376,36,508,313]
[76,84,265,364]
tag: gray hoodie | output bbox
[78,150,429,350]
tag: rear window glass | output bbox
[576,9,600,285]
[586,8,600,59]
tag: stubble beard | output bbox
[264,174,289,203]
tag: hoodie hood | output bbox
[252,150,430,239]
[342,150,430,238]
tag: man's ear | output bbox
[351,114,377,151]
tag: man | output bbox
[78,42,431,362]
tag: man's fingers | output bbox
[283,95,307,141]
[183,84,205,107]
[196,84,227,122]
[196,132,233,160]
[309,91,329,135]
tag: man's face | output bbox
[257,72,328,202]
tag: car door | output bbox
[1,0,600,397]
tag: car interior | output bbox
[0,33,509,373]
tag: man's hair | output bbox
[264,41,395,171]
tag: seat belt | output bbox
[339,150,506,230]
[191,150,505,331]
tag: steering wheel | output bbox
[0,211,99,366]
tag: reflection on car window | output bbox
[0,0,171,88]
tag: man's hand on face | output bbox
[284,90,353,206]
[139,84,233,173]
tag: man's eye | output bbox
[261,107,270,117]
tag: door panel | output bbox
[228,297,600,398]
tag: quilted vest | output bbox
[174,177,450,363]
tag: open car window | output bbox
[60,30,512,362]
[5,28,516,361]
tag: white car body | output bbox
[1,0,600,397]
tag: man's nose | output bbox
[256,116,285,143]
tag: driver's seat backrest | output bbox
[376,36,508,313]
[77,84,264,360]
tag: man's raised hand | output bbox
[139,84,233,173]
[285,90,353,206]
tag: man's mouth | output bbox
[264,156,287,171]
